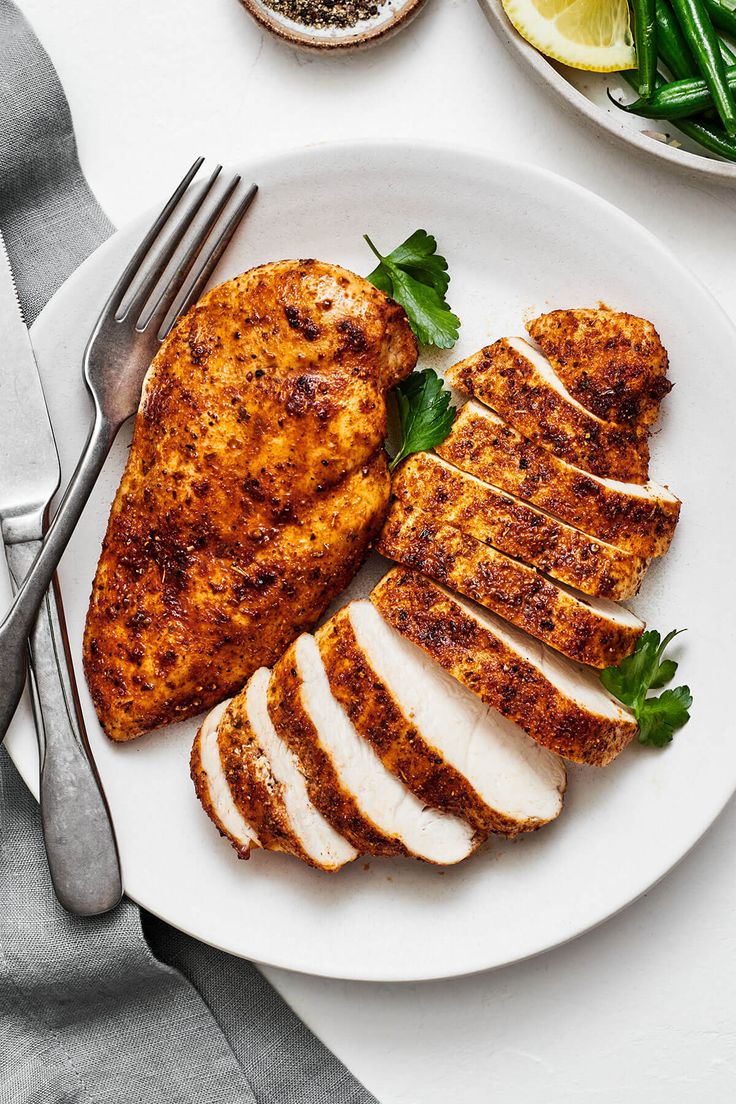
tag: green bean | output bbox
[619,68,736,159]
[669,0,736,133]
[655,0,699,77]
[612,64,736,116]
[703,0,736,40]
[632,0,658,96]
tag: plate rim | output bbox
[13,137,736,981]
[478,0,736,184]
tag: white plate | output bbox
[480,0,736,184]
[5,141,736,981]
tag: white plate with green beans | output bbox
[481,0,736,182]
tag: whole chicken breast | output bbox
[84,260,417,741]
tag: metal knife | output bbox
[0,230,122,915]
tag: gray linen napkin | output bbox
[0,3,377,1101]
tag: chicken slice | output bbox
[377,501,644,667]
[191,700,260,859]
[446,338,649,483]
[318,601,566,837]
[527,309,671,427]
[371,568,638,767]
[392,453,648,601]
[268,633,477,864]
[437,402,680,558]
[209,667,358,871]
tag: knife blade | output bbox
[0,233,60,541]
[0,229,122,915]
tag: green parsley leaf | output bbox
[364,230,460,349]
[390,368,457,471]
[637,687,693,747]
[600,629,692,748]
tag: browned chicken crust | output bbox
[266,640,409,857]
[214,692,320,867]
[447,338,649,483]
[377,502,644,668]
[191,712,255,859]
[528,309,671,427]
[317,610,500,837]
[437,403,680,558]
[392,453,649,600]
[84,260,417,741]
[371,568,638,767]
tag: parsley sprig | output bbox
[364,230,460,349]
[601,630,692,747]
[390,368,457,471]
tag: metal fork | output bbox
[0,159,257,743]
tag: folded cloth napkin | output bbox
[0,3,376,1101]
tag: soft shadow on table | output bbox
[264,792,736,1102]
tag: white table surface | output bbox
[18,0,736,1100]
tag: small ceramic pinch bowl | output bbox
[239,0,428,52]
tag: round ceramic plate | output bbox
[479,0,736,184]
[5,142,736,980]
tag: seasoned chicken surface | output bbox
[527,309,671,427]
[84,260,417,741]
[447,338,649,483]
[437,402,680,559]
[318,602,566,836]
[391,452,649,600]
[371,569,638,768]
[377,502,644,667]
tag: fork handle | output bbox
[5,539,122,915]
[0,408,117,742]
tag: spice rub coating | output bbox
[371,568,638,768]
[377,501,644,667]
[527,309,671,427]
[438,402,680,558]
[84,259,417,741]
[391,452,649,600]
[317,609,496,837]
[447,338,649,483]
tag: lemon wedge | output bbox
[502,0,636,72]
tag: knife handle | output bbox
[5,540,122,916]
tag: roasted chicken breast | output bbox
[527,309,671,427]
[437,402,680,559]
[446,338,649,483]
[84,260,417,741]
[391,452,649,600]
[371,568,638,767]
[377,502,645,667]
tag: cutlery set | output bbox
[0,160,256,914]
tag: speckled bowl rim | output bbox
[479,0,736,185]
[239,0,428,52]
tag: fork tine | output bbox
[104,157,204,315]
[119,164,223,323]
[137,174,242,333]
[159,183,258,340]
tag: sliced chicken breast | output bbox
[437,402,680,558]
[371,568,638,767]
[191,700,260,859]
[527,309,671,427]
[392,452,648,601]
[216,667,357,871]
[446,338,649,483]
[268,633,477,864]
[377,501,644,667]
[318,601,566,836]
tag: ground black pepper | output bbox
[265,0,388,30]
